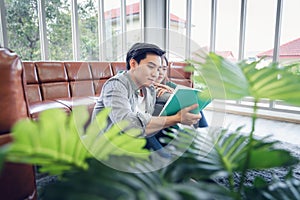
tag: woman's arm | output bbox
[153,82,174,97]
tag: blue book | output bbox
[159,84,211,116]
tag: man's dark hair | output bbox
[126,43,165,70]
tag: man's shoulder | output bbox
[106,73,126,83]
[104,73,132,90]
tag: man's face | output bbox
[130,54,161,87]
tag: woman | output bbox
[153,55,208,128]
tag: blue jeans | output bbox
[145,111,208,158]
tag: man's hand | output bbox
[176,104,202,126]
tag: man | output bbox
[92,42,201,142]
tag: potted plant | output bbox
[1,53,300,199]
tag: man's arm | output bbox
[145,104,202,135]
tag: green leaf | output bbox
[7,109,90,175]
[248,149,298,169]
[190,53,300,106]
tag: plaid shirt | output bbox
[92,72,156,135]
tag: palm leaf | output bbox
[42,158,229,200]
[188,52,249,100]
[245,177,300,200]
[5,106,150,175]
[189,53,300,106]
[240,61,300,105]
[163,126,298,182]
[6,108,92,174]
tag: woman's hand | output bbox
[153,82,174,97]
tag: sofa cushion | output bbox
[89,62,113,95]
[23,62,39,84]
[111,61,127,75]
[70,80,95,97]
[36,62,68,82]
[89,62,113,79]
[169,62,193,87]
[26,84,42,104]
[65,62,92,81]
[41,82,71,100]
[28,100,71,120]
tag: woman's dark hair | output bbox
[162,55,169,66]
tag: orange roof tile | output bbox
[257,37,300,58]
[104,2,185,23]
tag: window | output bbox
[244,0,276,60]
[190,0,211,58]
[126,0,141,50]
[103,0,122,61]
[169,0,187,61]
[5,0,41,60]
[215,0,240,61]
[78,0,99,61]
[45,0,72,60]
[279,0,300,63]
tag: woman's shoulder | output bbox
[166,81,177,89]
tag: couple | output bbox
[92,42,207,158]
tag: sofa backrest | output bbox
[89,62,113,96]
[65,62,95,97]
[111,61,127,74]
[22,61,193,115]
[23,61,115,102]
[36,62,71,101]
[168,62,193,87]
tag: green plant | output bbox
[186,53,300,198]
[0,106,149,176]
[1,53,300,199]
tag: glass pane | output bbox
[78,0,99,61]
[126,0,141,50]
[215,0,240,62]
[245,0,276,61]
[190,0,210,58]
[169,0,187,61]
[279,0,300,63]
[5,0,41,60]
[45,0,72,60]
[104,0,122,61]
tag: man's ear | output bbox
[129,58,137,69]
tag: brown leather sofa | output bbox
[0,48,37,200]
[22,60,191,120]
[0,47,191,199]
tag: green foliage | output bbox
[4,107,149,175]
[5,0,99,60]
[188,53,300,106]
[1,52,300,199]
[162,127,298,183]
[41,157,230,200]
[245,177,300,200]
[78,0,99,60]
[6,0,40,60]
[35,125,299,200]
[186,53,300,199]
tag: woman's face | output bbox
[156,58,168,83]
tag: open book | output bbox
[159,84,211,116]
